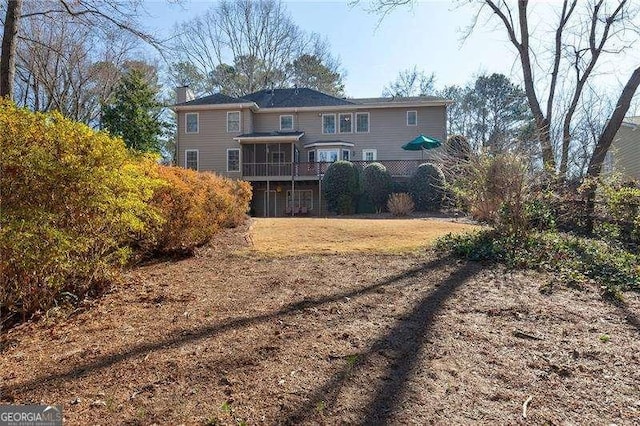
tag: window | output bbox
[342,150,350,161]
[322,114,336,134]
[362,149,377,161]
[280,115,294,131]
[185,113,199,134]
[286,190,313,211]
[270,151,285,163]
[185,149,198,170]
[356,112,369,133]
[407,110,417,126]
[227,148,240,172]
[308,150,316,163]
[317,149,339,162]
[227,111,241,132]
[339,113,352,133]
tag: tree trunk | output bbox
[586,66,640,179]
[0,0,23,99]
[584,65,640,233]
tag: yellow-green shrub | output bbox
[143,166,252,254]
[0,100,162,327]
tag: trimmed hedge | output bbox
[362,162,393,212]
[322,161,360,214]
[408,163,446,211]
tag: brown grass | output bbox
[246,217,479,256]
[2,224,639,425]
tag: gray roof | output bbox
[242,88,354,108]
[350,95,448,104]
[175,89,449,108]
[175,93,247,106]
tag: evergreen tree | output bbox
[102,67,167,153]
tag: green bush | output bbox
[0,100,163,327]
[600,179,640,245]
[436,230,639,298]
[408,163,446,211]
[321,161,360,214]
[362,162,393,212]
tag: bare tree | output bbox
[172,0,343,96]
[12,4,142,126]
[1,0,162,102]
[368,0,639,178]
[0,0,22,98]
[475,0,638,176]
[382,66,435,97]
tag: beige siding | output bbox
[176,104,447,179]
[176,108,253,178]
[253,106,447,161]
[610,125,640,180]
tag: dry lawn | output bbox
[248,217,478,255]
[1,221,639,425]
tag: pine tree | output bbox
[101,67,167,153]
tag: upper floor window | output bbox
[227,111,241,132]
[280,115,294,131]
[407,110,417,126]
[339,113,352,133]
[356,112,369,133]
[185,113,199,134]
[322,114,336,134]
[185,149,199,170]
[227,148,240,172]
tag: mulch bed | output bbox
[1,224,639,424]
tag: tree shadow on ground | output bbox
[1,256,456,400]
[281,261,479,425]
[612,299,640,335]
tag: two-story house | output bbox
[172,87,451,217]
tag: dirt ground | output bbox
[1,219,640,425]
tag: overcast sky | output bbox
[144,0,640,102]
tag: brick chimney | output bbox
[175,86,195,104]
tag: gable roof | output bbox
[175,93,248,107]
[242,88,354,108]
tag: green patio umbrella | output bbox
[402,134,442,159]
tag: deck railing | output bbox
[242,160,424,178]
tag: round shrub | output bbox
[408,163,446,211]
[362,162,393,212]
[0,100,163,328]
[321,161,360,214]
